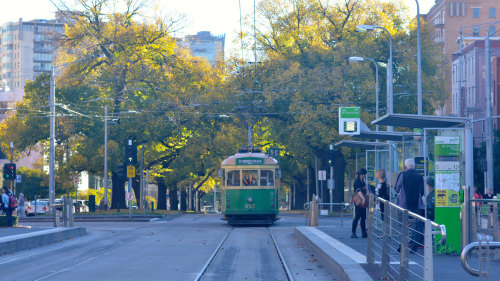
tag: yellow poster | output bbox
[127,166,136,178]
[436,189,447,207]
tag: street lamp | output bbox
[349,56,379,132]
[356,24,393,132]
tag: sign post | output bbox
[434,136,461,254]
[126,139,137,218]
[318,170,326,208]
[339,107,361,135]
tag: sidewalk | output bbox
[0,227,49,237]
[317,216,500,281]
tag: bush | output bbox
[0,215,18,226]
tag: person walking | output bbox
[395,159,425,253]
[375,169,389,221]
[351,168,368,238]
[2,187,14,227]
[425,177,435,221]
[18,193,25,218]
[484,187,496,228]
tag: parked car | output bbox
[75,200,89,212]
[203,205,215,214]
[26,200,49,216]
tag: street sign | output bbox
[318,170,326,181]
[127,166,136,178]
[125,192,134,202]
[339,107,361,135]
[327,179,335,190]
[268,147,280,162]
[15,175,21,183]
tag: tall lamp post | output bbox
[349,56,380,132]
[415,0,423,116]
[357,24,393,132]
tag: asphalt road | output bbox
[0,214,335,281]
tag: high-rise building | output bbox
[424,0,500,116]
[0,17,65,96]
[185,31,225,65]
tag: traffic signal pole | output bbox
[9,142,13,194]
[128,139,133,218]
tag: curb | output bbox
[20,215,163,223]
[295,226,373,281]
[0,227,86,254]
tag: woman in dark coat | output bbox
[352,168,368,238]
[376,169,389,221]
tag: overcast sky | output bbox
[0,0,437,58]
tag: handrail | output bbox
[470,198,500,203]
[303,202,349,209]
[461,241,500,276]
[377,197,447,245]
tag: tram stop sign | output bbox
[268,147,280,162]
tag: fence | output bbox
[367,195,446,281]
[303,201,351,226]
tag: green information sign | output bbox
[434,136,461,254]
[339,107,361,135]
[236,157,264,165]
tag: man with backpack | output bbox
[2,187,17,227]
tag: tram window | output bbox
[226,170,240,186]
[260,170,274,186]
[242,170,258,186]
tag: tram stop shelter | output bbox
[372,113,474,252]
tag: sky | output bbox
[0,0,438,58]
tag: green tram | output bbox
[220,146,279,225]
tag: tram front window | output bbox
[260,170,274,186]
[227,170,240,186]
[242,170,258,186]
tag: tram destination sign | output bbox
[236,157,265,165]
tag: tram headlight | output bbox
[247,197,253,203]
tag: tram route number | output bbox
[245,204,256,209]
[268,147,280,162]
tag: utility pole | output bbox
[329,144,334,213]
[140,146,144,211]
[306,167,310,203]
[458,27,463,117]
[485,33,494,190]
[416,0,422,116]
[104,105,108,210]
[315,156,319,196]
[9,142,14,194]
[49,67,56,227]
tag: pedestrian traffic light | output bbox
[125,141,137,165]
[3,163,16,180]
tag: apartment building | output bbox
[425,0,500,116]
[0,17,65,95]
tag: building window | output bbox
[450,2,454,17]
[457,2,460,16]
[473,8,480,18]
[473,26,480,36]
[489,26,496,36]
[462,2,466,16]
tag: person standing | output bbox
[17,193,25,218]
[2,187,13,227]
[375,169,389,221]
[484,187,496,228]
[351,168,368,238]
[425,177,435,221]
[395,159,425,252]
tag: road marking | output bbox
[305,227,417,265]
[0,240,85,265]
[33,255,101,281]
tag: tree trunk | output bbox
[157,178,167,210]
[132,175,140,209]
[169,187,178,210]
[180,189,187,211]
[333,151,346,203]
[111,173,126,209]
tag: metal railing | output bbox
[461,240,500,278]
[367,195,446,281]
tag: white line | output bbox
[0,240,85,265]
[32,255,100,281]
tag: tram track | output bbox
[194,227,294,281]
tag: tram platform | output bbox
[313,216,500,281]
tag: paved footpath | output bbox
[317,216,500,281]
[0,227,49,237]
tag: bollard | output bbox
[151,201,154,213]
[400,209,409,281]
[366,194,375,264]
[340,203,344,226]
[308,195,319,226]
[381,201,390,280]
